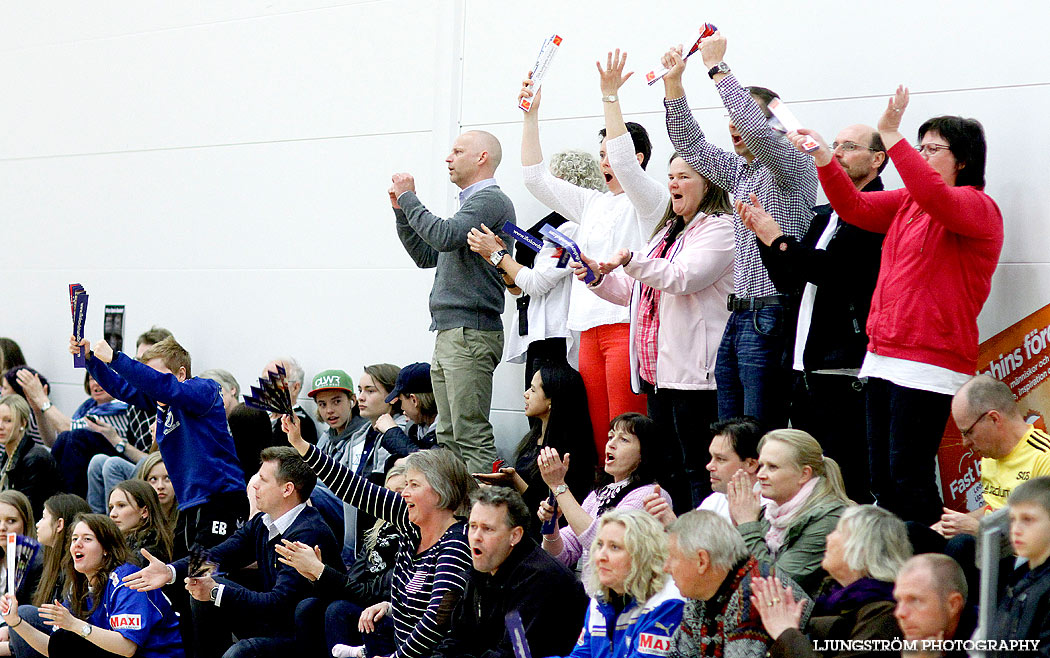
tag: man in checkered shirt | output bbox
[659,32,816,429]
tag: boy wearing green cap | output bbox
[309,369,370,463]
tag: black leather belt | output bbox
[727,294,791,312]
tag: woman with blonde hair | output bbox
[553,509,684,658]
[727,429,851,594]
[752,505,910,657]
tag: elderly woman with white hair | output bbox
[554,509,684,658]
[664,510,812,658]
[750,505,910,658]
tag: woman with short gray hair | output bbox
[751,505,909,658]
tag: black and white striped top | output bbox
[303,445,471,658]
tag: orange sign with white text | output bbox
[939,302,1050,511]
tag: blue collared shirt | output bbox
[458,177,498,205]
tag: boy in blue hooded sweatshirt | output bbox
[71,335,247,551]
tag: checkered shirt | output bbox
[665,74,817,298]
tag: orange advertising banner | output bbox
[939,302,1050,511]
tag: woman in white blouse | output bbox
[518,50,665,459]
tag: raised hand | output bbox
[660,45,686,84]
[727,468,761,526]
[750,575,805,640]
[736,194,784,246]
[877,85,910,135]
[786,129,832,166]
[597,49,633,96]
[537,446,570,489]
[698,30,727,69]
[519,72,541,117]
[643,484,677,528]
[91,339,114,364]
[280,414,309,456]
[390,173,415,199]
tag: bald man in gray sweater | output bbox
[390,130,515,474]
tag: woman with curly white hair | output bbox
[554,509,684,658]
[468,148,605,386]
[750,505,910,658]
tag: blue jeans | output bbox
[714,307,791,430]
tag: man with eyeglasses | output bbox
[741,124,887,505]
[659,31,817,430]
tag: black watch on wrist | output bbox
[708,61,730,79]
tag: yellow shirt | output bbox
[981,426,1050,511]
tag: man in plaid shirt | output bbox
[659,32,816,429]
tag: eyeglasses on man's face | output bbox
[960,410,991,439]
[831,141,877,153]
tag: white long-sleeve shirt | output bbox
[522,131,669,332]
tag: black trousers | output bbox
[645,384,718,513]
[866,377,951,525]
[790,371,873,504]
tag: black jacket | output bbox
[757,177,884,371]
[431,538,588,658]
[0,435,60,519]
[989,559,1050,656]
[313,521,399,606]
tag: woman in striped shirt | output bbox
[282,415,473,658]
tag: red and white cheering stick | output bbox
[520,34,562,111]
[645,23,717,86]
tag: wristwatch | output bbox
[552,484,569,497]
[210,585,220,602]
[115,440,128,455]
[79,623,92,638]
[489,249,509,267]
[39,401,52,413]
[601,94,618,103]
[707,61,730,79]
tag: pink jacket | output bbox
[591,212,734,391]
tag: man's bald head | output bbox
[447,131,502,188]
[833,124,886,186]
[465,130,502,171]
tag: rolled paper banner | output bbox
[645,23,717,86]
[766,98,820,152]
[502,222,543,253]
[505,610,533,658]
[539,224,595,283]
[5,534,14,597]
[540,493,559,535]
[69,284,89,368]
[520,34,562,112]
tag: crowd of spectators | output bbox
[1,27,1046,658]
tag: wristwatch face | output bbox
[489,250,505,266]
[81,624,91,637]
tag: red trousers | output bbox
[578,323,648,458]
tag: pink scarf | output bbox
[764,477,819,554]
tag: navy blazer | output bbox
[173,503,342,635]
[757,177,885,371]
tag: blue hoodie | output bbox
[86,352,244,510]
[561,579,684,658]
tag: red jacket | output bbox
[818,140,1003,375]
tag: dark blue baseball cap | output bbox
[384,362,433,402]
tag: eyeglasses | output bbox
[831,141,877,152]
[960,410,991,439]
[915,143,952,156]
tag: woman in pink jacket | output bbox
[574,154,734,512]
[740,86,1003,525]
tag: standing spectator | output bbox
[784,87,1003,525]
[519,51,661,458]
[538,413,672,572]
[660,34,817,429]
[468,149,605,387]
[282,415,475,658]
[390,127,515,476]
[752,506,910,658]
[473,362,597,538]
[555,510,684,658]
[574,153,734,509]
[743,124,887,504]
[728,429,850,594]
[0,394,59,518]
[73,335,247,553]
[665,510,811,658]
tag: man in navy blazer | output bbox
[124,446,342,658]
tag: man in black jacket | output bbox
[124,446,342,658]
[746,124,887,504]
[432,487,587,658]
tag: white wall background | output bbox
[3,0,1048,457]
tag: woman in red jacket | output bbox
[738,86,1003,525]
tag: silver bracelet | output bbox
[542,534,560,543]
